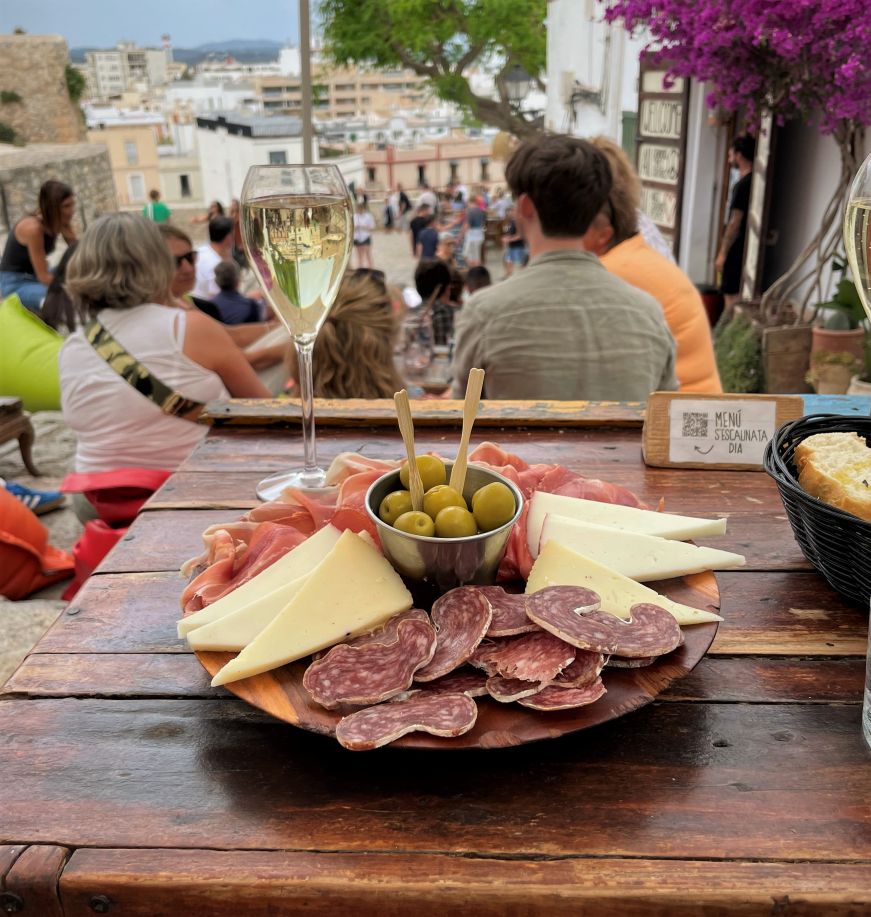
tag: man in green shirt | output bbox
[143,189,171,223]
[452,134,677,401]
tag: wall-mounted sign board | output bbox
[635,58,690,257]
[643,391,804,470]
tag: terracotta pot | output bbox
[810,363,855,395]
[810,326,866,363]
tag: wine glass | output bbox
[844,150,871,323]
[241,164,354,501]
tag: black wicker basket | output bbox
[763,413,871,608]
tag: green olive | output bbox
[379,489,413,526]
[393,510,436,537]
[422,484,467,521]
[399,455,447,492]
[471,481,516,532]
[434,506,478,538]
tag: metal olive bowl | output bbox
[365,463,524,590]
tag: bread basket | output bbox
[763,413,871,607]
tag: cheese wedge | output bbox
[525,540,722,626]
[539,514,745,582]
[178,523,342,637]
[186,574,309,651]
[211,530,413,686]
[526,492,728,558]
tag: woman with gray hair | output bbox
[59,212,269,474]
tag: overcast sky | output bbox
[1,0,301,49]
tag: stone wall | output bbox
[0,34,85,144]
[0,144,117,232]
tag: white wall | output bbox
[165,82,258,115]
[545,0,644,142]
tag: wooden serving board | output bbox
[193,572,720,750]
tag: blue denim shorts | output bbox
[0,271,48,312]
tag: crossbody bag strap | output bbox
[84,318,205,418]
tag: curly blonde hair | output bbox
[590,136,641,246]
[65,212,173,314]
[287,271,404,398]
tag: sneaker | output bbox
[2,480,66,515]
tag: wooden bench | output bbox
[0,397,39,475]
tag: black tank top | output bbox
[0,222,56,275]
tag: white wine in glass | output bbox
[241,164,354,500]
[844,151,871,323]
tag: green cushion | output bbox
[0,294,63,412]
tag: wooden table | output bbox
[2,400,870,915]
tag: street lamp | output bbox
[504,64,534,109]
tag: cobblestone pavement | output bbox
[0,229,509,687]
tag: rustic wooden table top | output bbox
[2,400,870,916]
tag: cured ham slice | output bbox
[415,587,493,682]
[526,589,682,658]
[335,692,478,750]
[477,586,537,637]
[303,617,437,709]
[519,678,607,711]
[469,631,576,682]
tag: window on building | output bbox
[124,141,138,165]
[268,150,287,164]
[128,173,145,202]
[367,167,376,183]
[417,164,427,186]
[179,174,191,198]
[449,161,459,183]
[480,158,490,182]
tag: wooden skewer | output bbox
[394,389,425,512]
[449,367,485,497]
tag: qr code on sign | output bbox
[681,411,709,438]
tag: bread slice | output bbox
[796,432,871,522]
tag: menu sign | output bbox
[635,57,690,256]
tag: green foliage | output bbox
[714,312,763,393]
[318,0,546,134]
[0,121,17,144]
[65,64,86,103]
[0,91,22,104]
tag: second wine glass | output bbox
[241,164,354,500]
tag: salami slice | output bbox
[526,590,682,658]
[424,666,490,697]
[549,649,605,687]
[335,692,478,750]
[310,608,430,661]
[303,618,437,709]
[486,676,544,703]
[477,586,537,637]
[414,587,493,682]
[469,631,576,682]
[519,678,607,711]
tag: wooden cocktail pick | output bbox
[394,388,425,511]
[449,367,485,497]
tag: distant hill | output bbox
[69,39,287,66]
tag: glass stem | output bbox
[295,339,319,477]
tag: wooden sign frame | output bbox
[643,391,804,470]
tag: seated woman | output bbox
[286,270,403,398]
[585,137,722,394]
[0,180,77,312]
[60,212,270,474]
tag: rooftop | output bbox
[196,113,302,137]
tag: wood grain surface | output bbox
[59,849,871,917]
[2,698,869,860]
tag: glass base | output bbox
[256,467,335,502]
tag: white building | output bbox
[195,113,364,204]
[165,78,261,117]
[85,42,172,99]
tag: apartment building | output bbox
[254,66,433,120]
[86,107,165,205]
[85,43,172,100]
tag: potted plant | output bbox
[809,257,866,365]
[847,332,871,395]
[805,350,862,395]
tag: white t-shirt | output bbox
[353,211,375,243]
[417,190,438,211]
[193,244,222,299]
[59,304,229,473]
